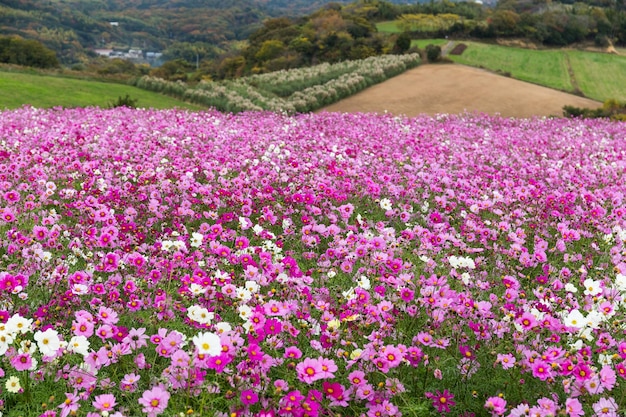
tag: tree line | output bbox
[0,36,59,69]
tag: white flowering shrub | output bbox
[135,54,421,113]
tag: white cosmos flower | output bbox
[187,305,214,325]
[0,330,14,355]
[379,198,392,211]
[564,283,578,293]
[34,328,61,357]
[584,310,604,329]
[563,309,585,329]
[192,331,221,356]
[5,376,21,393]
[238,305,252,321]
[614,274,626,292]
[215,322,232,334]
[190,232,203,248]
[189,283,207,296]
[357,276,371,290]
[236,287,252,302]
[67,335,90,356]
[245,280,260,294]
[5,314,33,336]
[583,278,602,296]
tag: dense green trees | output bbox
[205,4,391,79]
[0,36,59,68]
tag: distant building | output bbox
[92,48,163,66]
[110,22,119,27]
[94,49,114,57]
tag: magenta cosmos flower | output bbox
[426,389,455,413]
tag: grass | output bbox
[447,42,573,93]
[0,70,204,110]
[567,50,626,101]
[410,38,449,49]
[445,41,626,102]
[376,20,403,33]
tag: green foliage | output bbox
[394,33,412,53]
[107,94,138,108]
[489,10,522,36]
[425,44,441,62]
[255,40,287,62]
[563,99,626,120]
[0,36,59,69]
[96,58,141,76]
[398,13,462,33]
[149,59,194,82]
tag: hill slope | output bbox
[0,0,409,64]
[0,70,202,110]
[320,64,602,118]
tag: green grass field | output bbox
[376,21,402,33]
[0,71,204,110]
[443,41,626,101]
[567,50,626,101]
[410,38,449,49]
[446,42,574,93]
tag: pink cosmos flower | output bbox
[138,385,170,417]
[496,353,516,370]
[318,356,337,378]
[347,370,367,386]
[296,357,323,384]
[572,363,593,382]
[10,353,32,371]
[485,396,506,416]
[322,381,344,400]
[58,392,79,417]
[92,393,116,412]
[241,389,259,405]
[284,346,302,359]
[565,398,584,417]
[531,360,553,381]
[425,389,455,413]
[593,397,619,417]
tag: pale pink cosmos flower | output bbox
[593,397,619,417]
[138,384,170,417]
[92,393,116,412]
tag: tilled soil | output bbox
[319,64,602,118]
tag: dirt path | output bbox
[319,64,602,118]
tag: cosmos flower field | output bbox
[0,106,625,417]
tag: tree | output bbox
[394,32,412,53]
[489,10,521,36]
[255,40,286,62]
[0,36,59,68]
[149,59,193,81]
[425,44,441,62]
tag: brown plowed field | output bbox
[319,64,602,118]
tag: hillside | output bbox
[0,0,408,64]
[0,69,203,110]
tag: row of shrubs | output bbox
[134,54,421,113]
[563,99,626,121]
